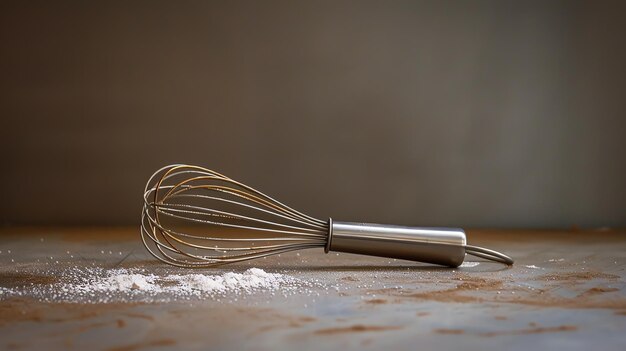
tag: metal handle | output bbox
[325,219,513,267]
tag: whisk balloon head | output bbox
[141,164,329,268]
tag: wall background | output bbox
[1,0,625,228]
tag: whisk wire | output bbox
[142,164,328,267]
[158,166,325,226]
[153,202,326,236]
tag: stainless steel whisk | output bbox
[141,164,513,268]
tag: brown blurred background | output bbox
[1,0,625,228]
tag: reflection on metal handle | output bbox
[326,219,513,267]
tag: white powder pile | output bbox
[0,287,14,295]
[91,268,288,294]
[101,272,158,291]
[169,268,286,293]
[1,268,305,303]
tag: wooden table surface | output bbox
[0,227,625,350]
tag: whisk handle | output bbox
[327,220,467,267]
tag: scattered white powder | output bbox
[548,258,565,262]
[524,265,542,269]
[459,261,480,268]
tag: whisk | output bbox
[141,164,513,268]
